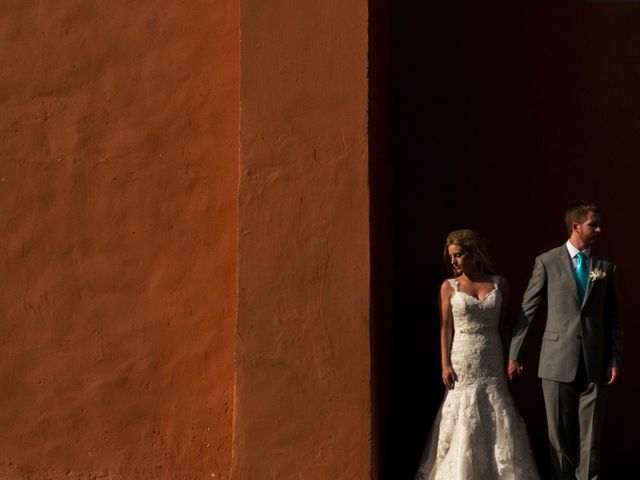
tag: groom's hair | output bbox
[565,201,601,235]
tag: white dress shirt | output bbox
[566,239,591,269]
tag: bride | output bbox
[415,230,540,480]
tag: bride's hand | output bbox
[442,364,458,390]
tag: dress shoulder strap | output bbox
[447,278,459,291]
[492,275,502,288]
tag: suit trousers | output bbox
[541,353,608,480]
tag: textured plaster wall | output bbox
[0,1,238,478]
[235,0,371,478]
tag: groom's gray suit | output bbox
[509,244,622,479]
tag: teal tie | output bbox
[576,251,589,300]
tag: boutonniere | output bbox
[590,269,607,281]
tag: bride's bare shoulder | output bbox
[440,278,456,295]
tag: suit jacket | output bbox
[509,245,622,383]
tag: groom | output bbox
[508,201,622,480]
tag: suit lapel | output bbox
[558,246,580,303]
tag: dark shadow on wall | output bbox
[368,0,392,479]
[383,1,640,478]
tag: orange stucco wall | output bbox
[0,1,238,478]
[234,0,371,478]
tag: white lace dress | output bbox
[415,277,540,480]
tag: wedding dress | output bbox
[415,277,540,480]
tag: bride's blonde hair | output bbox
[443,229,496,275]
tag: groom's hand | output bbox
[508,360,524,380]
[606,366,620,385]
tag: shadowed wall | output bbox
[0,1,238,478]
[388,1,640,478]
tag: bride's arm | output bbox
[440,280,457,390]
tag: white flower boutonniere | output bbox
[590,269,607,282]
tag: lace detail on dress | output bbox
[415,276,540,480]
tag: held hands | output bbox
[507,360,524,380]
[442,364,458,390]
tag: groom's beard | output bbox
[578,230,599,247]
